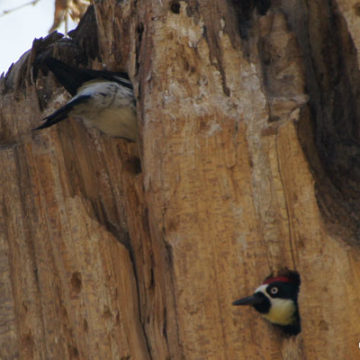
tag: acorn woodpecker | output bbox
[233,271,301,335]
[34,58,137,141]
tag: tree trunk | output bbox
[1,1,360,359]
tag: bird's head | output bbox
[233,271,301,335]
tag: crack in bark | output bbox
[127,241,154,360]
[162,239,186,360]
[275,132,297,269]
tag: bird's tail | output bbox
[34,111,68,131]
[34,95,91,131]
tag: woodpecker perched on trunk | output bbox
[34,58,137,141]
[233,271,301,335]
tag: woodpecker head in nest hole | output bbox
[233,270,301,335]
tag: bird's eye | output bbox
[270,286,279,295]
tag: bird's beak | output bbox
[232,293,263,306]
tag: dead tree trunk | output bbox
[1,1,360,359]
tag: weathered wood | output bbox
[1,1,360,359]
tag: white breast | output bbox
[263,298,296,325]
[255,284,296,326]
[70,80,137,140]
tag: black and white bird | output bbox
[233,271,301,335]
[35,58,137,141]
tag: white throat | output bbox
[255,285,296,326]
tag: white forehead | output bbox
[254,284,269,298]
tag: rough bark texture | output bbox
[1,0,360,359]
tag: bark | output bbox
[1,1,360,359]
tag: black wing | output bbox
[44,58,132,96]
[34,95,91,130]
